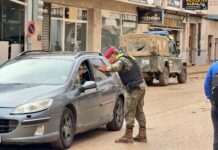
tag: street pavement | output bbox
[0,72,213,150]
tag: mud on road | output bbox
[1,73,212,150]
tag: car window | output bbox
[75,60,93,86]
[0,58,74,85]
[89,58,110,82]
[169,43,177,55]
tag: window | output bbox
[169,43,177,55]
[101,11,121,54]
[89,58,110,82]
[168,0,180,8]
[50,5,88,52]
[51,19,63,51]
[0,0,25,45]
[65,22,76,51]
[101,10,137,54]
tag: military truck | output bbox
[120,31,187,86]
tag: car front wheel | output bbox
[51,107,75,149]
[106,97,124,131]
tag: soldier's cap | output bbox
[104,47,115,59]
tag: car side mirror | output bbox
[79,81,97,92]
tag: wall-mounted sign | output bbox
[138,8,164,24]
[183,0,208,10]
[152,18,183,29]
[168,0,180,8]
[122,14,137,28]
[51,7,64,18]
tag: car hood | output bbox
[0,84,65,108]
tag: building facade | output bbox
[0,0,218,65]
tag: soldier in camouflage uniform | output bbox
[98,47,147,143]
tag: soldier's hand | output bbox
[98,66,110,72]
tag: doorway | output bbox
[215,38,218,60]
[189,24,196,64]
[208,35,213,63]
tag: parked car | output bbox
[0,51,125,149]
[120,32,187,86]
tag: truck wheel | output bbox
[159,67,169,86]
[51,107,75,149]
[106,97,124,131]
[146,79,153,86]
[177,66,187,84]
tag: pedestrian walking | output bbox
[98,47,147,143]
[204,62,218,150]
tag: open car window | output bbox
[89,58,111,82]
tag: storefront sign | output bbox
[152,18,182,29]
[51,7,64,18]
[138,9,164,24]
[183,0,208,10]
[122,14,137,28]
[102,11,121,27]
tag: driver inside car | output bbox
[79,64,89,85]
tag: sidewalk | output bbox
[187,64,210,74]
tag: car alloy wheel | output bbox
[52,107,75,149]
[106,97,124,131]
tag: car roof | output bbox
[15,51,104,61]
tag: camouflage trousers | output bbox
[124,89,146,128]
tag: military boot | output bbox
[133,127,147,143]
[115,128,133,143]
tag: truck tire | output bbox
[146,78,153,86]
[159,67,169,86]
[177,66,187,84]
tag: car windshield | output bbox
[0,58,74,85]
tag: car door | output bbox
[88,57,117,120]
[169,43,181,73]
[74,59,101,127]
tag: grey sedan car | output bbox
[0,51,125,149]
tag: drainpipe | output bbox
[27,0,32,51]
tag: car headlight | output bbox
[11,98,53,115]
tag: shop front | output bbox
[0,0,25,63]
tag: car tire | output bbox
[177,66,187,84]
[159,67,169,86]
[106,97,124,131]
[51,107,76,150]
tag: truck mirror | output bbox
[176,41,180,46]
